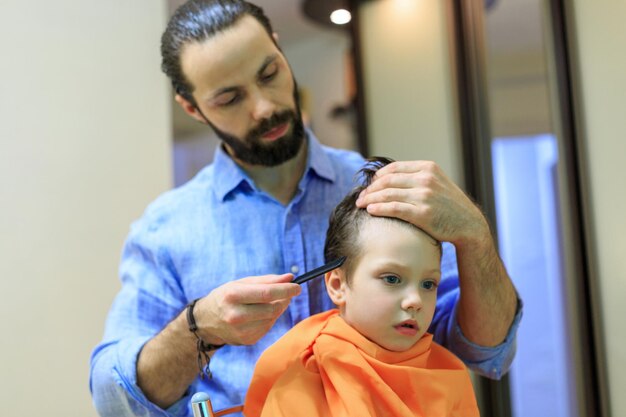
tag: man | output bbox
[90,1,521,416]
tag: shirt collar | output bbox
[212,143,251,201]
[306,129,336,183]
[212,128,337,201]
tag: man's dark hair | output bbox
[324,157,441,284]
[161,0,275,105]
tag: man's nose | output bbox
[250,89,276,122]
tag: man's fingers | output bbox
[357,184,430,206]
[362,172,418,194]
[365,201,429,228]
[237,273,294,285]
[222,274,302,304]
[236,273,301,301]
[227,280,301,304]
[357,162,441,204]
[223,299,290,325]
[198,275,297,346]
[371,160,437,179]
[221,300,290,345]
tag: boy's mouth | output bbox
[394,320,419,336]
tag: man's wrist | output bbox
[186,298,225,379]
[198,340,225,352]
[455,216,493,252]
[186,299,226,345]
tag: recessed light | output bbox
[330,9,351,25]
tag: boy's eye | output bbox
[382,275,401,285]
[421,280,438,291]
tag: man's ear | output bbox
[175,94,207,124]
[272,32,279,43]
[325,269,347,307]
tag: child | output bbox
[244,157,480,417]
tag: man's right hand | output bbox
[137,273,301,408]
[193,273,302,346]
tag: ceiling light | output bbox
[330,9,351,25]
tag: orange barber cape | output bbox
[244,309,479,417]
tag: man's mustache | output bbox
[247,110,295,141]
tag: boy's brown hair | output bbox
[323,157,441,285]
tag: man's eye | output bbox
[219,94,241,107]
[421,280,438,291]
[382,275,401,285]
[260,68,278,83]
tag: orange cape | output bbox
[244,310,479,417]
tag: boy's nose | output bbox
[401,288,423,311]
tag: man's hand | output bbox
[355,160,490,247]
[137,273,301,408]
[194,273,302,346]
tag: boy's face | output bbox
[326,218,441,352]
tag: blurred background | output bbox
[1,0,624,416]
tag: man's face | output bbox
[337,218,442,352]
[179,15,304,166]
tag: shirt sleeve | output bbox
[429,243,524,380]
[89,217,192,417]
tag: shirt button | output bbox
[291,265,299,274]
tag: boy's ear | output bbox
[175,94,208,124]
[325,269,347,306]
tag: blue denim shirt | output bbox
[90,132,522,417]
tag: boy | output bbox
[244,158,480,417]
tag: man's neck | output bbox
[233,140,308,205]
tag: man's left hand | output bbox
[355,160,489,248]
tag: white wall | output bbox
[0,1,171,415]
[570,1,626,415]
[486,51,552,138]
[484,0,552,138]
[358,0,461,183]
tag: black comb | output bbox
[292,256,346,285]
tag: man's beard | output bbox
[206,88,305,167]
